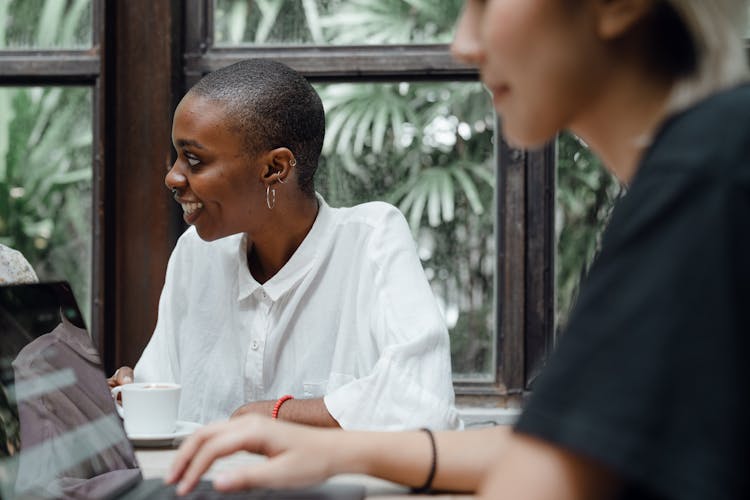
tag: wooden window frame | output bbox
[0,1,559,401]
[0,0,186,376]
[6,1,747,405]
[0,0,106,352]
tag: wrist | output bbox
[329,431,372,476]
[272,394,294,419]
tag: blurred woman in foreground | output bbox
[168,1,750,499]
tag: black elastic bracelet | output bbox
[411,428,437,494]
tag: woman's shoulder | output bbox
[636,84,750,190]
[651,84,750,169]
[333,200,410,234]
[336,200,403,221]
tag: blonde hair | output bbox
[666,0,749,111]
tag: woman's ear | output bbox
[594,0,656,40]
[271,148,297,184]
[261,147,296,186]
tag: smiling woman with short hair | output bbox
[108,59,460,432]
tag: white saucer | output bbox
[127,420,202,448]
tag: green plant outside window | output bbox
[0,86,93,324]
[315,81,496,381]
[555,133,621,335]
[1,1,93,322]
[0,0,91,50]
[213,0,462,46]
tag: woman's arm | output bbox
[477,432,618,500]
[230,398,340,428]
[166,414,511,495]
[324,206,459,430]
[346,424,511,492]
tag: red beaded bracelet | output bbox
[271,394,294,419]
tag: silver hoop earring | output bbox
[170,187,178,196]
[277,173,286,184]
[290,159,297,167]
[266,185,276,210]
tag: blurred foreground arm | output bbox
[166,414,510,495]
[477,432,618,500]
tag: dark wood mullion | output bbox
[105,0,185,373]
[184,0,210,53]
[91,0,107,355]
[498,128,528,395]
[184,0,210,89]
[0,52,99,83]
[524,143,556,389]
[185,45,475,80]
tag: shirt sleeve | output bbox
[324,205,462,430]
[514,163,750,500]
[133,235,187,384]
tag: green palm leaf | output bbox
[451,167,484,214]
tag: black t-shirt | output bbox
[515,84,750,500]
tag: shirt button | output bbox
[250,340,259,351]
[260,290,267,299]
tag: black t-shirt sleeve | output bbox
[515,144,750,500]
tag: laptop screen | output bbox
[0,282,141,500]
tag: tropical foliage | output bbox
[556,133,621,333]
[0,0,90,49]
[214,0,463,45]
[0,0,93,322]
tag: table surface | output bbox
[135,447,474,499]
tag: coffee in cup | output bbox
[110,382,181,435]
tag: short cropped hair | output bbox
[660,0,749,111]
[189,59,325,197]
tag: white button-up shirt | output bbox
[135,196,460,430]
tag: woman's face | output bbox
[452,0,608,147]
[165,93,267,241]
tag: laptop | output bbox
[0,282,365,500]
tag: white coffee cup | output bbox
[110,382,181,435]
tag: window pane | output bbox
[0,0,92,50]
[0,87,92,324]
[213,0,462,46]
[314,81,496,381]
[555,133,621,334]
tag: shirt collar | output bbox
[236,193,333,302]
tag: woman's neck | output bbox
[246,194,319,284]
[570,68,675,185]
